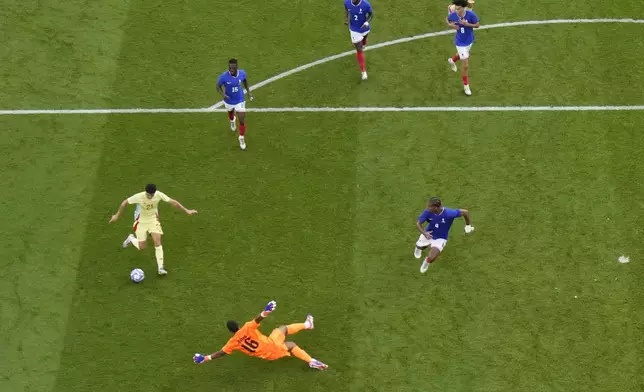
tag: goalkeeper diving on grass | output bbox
[193,300,328,370]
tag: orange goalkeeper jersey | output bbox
[221,320,290,360]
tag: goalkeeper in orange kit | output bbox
[193,300,328,370]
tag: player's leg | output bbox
[224,102,236,131]
[235,102,247,150]
[281,314,315,336]
[448,52,459,72]
[228,110,236,131]
[350,31,367,80]
[457,45,472,95]
[420,239,446,273]
[284,341,328,370]
[149,226,167,275]
[415,233,431,259]
[361,33,368,48]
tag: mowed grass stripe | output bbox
[53,113,361,391]
[0,2,132,392]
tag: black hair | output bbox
[229,58,238,65]
[452,0,469,6]
[145,184,157,194]
[429,197,442,207]
[227,320,240,333]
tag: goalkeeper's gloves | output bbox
[260,300,277,318]
[193,353,209,364]
[464,225,475,234]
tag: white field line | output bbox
[209,18,644,109]
[1,18,642,115]
[2,106,644,115]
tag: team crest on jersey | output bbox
[359,8,363,14]
[441,218,446,223]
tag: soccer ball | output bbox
[130,268,145,283]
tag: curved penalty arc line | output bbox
[210,18,644,109]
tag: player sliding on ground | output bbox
[109,184,197,275]
[414,197,474,273]
[446,0,480,96]
[193,300,329,370]
[344,0,373,80]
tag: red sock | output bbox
[239,123,246,137]
[462,75,469,85]
[356,51,366,72]
[451,55,460,62]
[227,111,235,121]
[362,37,368,46]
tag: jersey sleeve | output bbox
[446,208,462,218]
[344,0,349,11]
[417,209,430,223]
[240,70,247,81]
[243,320,260,330]
[127,193,142,205]
[366,2,373,13]
[447,12,458,22]
[217,73,225,87]
[469,11,479,23]
[221,338,237,354]
[156,191,171,203]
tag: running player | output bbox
[414,197,474,273]
[446,0,480,96]
[344,0,373,80]
[217,58,254,150]
[193,300,328,370]
[109,184,198,275]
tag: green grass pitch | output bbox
[1,1,643,391]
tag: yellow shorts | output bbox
[133,220,163,242]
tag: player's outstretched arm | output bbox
[169,199,198,215]
[193,351,226,364]
[460,209,475,233]
[109,199,129,223]
[253,300,277,323]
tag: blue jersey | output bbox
[217,70,247,105]
[345,0,372,33]
[447,10,479,46]
[417,207,462,240]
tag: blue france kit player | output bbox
[414,197,474,274]
[217,58,254,150]
[446,0,480,96]
[344,0,373,80]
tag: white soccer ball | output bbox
[130,268,145,283]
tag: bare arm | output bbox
[203,350,227,362]
[216,84,228,100]
[344,8,348,25]
[460,209,471,225]
[169,199,197,215]
[109,199,129,223]
[416,220,431,239]
[242,78,253,100]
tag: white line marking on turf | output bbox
[2,106,644,115]
[210,18,644,109]
[0,18,642,115]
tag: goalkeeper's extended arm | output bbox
[194,351,226,364]
[253,300,277,323]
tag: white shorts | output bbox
[416,234,447,252]
[456,44,473,60]
[224,101,245,112]
[350,29,370,44]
